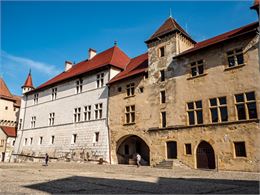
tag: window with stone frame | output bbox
[39,136,43,145]
[84,105,91,121]
[185,143,192,155]
[19,119,22,130]
[187,100,203,125]
[0,139,4,146]
[234,141,246,157]
[74,107,81,123]
[227,48,244,67]
[24,138,27,146]
[51,87,57,100]
[76,79,83,94]
[235,91,257,121]
[126,83,135,97]
[159,46,165,57]
[161,111,166,128]
[209,96,228,123]
[51,135,55,144]
[48,112,55,126]
[190,60,204,77]
[31,116,36,128]
[33,93,39,104]
[94,132,99,143]
[72,134,77,144]
[30,137,33,145]
[94,103,103,119]
[160,70,165,82]
[96,73,104,88]
[125,105,135,124]
[160,90,166,104]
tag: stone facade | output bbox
[108,18,260,172]
[14,66,121,163]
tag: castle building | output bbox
[0,78,21,162]
[13,47,130,162]
[108,3,259,171]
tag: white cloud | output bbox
[1,50,61,76]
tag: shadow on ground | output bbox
[24,176,259,194]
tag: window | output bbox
[209,97,228,123]
[51,88,57,100]
[139,87,144,93]
[187,100,203,125]
[144,72,148,79]
[235,92,257,120]
[159,46,165,57]
[94,103,103,119]
[234,142,246,157]
[33,94,39,104]
[12,140,15,146]
[5,106,8,110]
[185,144,192,155]
[160,90,166,104]
[24,138,27,146]
[48,113,55,126]
[0,139,4,146]
[30,137,33,145]
[227,48,244,67]
[125,105,135,124]
[51,136,55,144]
[76,79,83,94]
[39,137,43,145]
[74,107,81,122]
[84,105,91,121]
[31,116,36,128]
[94,132,99,143]
[96,73,104,88]
[161,111,166,128]
[13,107,16,111]
[160,70,165,82]
[19,119,22,130]
[126,83,135,96]
[118,87,122,92]
[72,134,77,144]
[190,60,204,77]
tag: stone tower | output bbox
[22,70,34,94]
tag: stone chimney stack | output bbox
[65,61,73,71]
[88,48,97,60]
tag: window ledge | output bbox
[224,64,246,71]
[187,73,207,80]
[123,123,136,126]
[124,95,135,99]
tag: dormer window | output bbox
[159,46,165,57]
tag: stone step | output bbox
[154,159,191,170]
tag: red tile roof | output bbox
[29,46,130,93]
[0,126,17,137]
[145,17,196,44]
[22,71,34,88]
[0,78,21,107]
[109,53,148,84]
[174,22,259,58]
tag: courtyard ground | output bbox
[0,162,259,194]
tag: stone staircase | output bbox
[153,159,191,169]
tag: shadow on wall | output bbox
[23,176,259,194]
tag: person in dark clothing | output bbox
[45,153,49,166]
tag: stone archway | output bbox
[196,141,216,169]
[116,135,150,165]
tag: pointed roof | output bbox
[0,78,12,98]
[22,71,34,89]
[109,53,148,84]
[28,45,130,93]
[145,17,196,44]
[0,126,17,137]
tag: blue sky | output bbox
[1,1,257,95]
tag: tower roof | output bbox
[0,78,12,98]
[145,17,196,44]
[22,71,34,89]
[250,0,259,9]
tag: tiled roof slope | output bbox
[251,0,259,9]
[175,22,259,58]
[0,78,12,98]
[0,126,17,137]
[22,72,34,88]
[145,17,196,44]
[31,46,130,92]
[109,53,148,84]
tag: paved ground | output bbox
[0,162,259,194]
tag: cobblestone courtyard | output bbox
[0,162,259,194]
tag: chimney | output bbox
[65,61,73,71]
[88,48,97,60]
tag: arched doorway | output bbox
[116,135,150,165]
[196,141,216,169]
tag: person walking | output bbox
[44,153,49,166]
[136,153,141,168]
